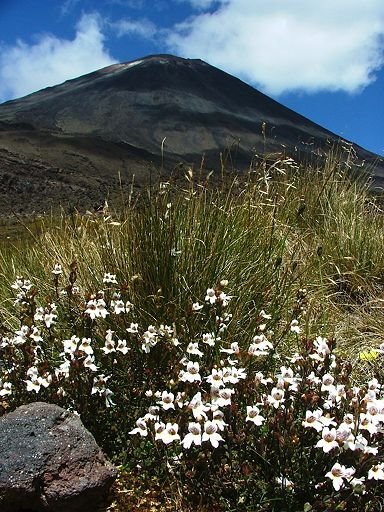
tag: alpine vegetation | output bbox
[0,155,384,511]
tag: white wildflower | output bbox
[326,463,355,491]
[12,277,32,291]
[141,327,158,353]
[85,297,109,319]
[223,366,247,384]
[212,387,234,407]
[321,373,335,392]
[62,335,80,356]
[91,374,110,395]
[246,406,265,426]
[160,423,180,445]
[248,334,273,356]
[212,408,227,431]
[158,391,175,411]
[83,354,98,372]
[188,391,210,421]
[143,406,159,422]
[358,413,379,436]
[202,332,217,346]
[129,418,148,437]
[103,273,118,284]
[205,288,217,304]
[254,372,273,386]
[101,329,116,354]
[302,409,324,432]
[0,381,12,397]
[218,291,231,306]
[179,361,201,383]
[202,421,224,448]
[127,322,139,334]
[78,337,93,355]
[221,342,240,355]
[315,427,339,453]
[267,387,285,409]
[116,338,130,354]
[186,342,204,357]
[52,264,63,275]
[290,319,301,334]
[181,422,202,449]
[368,463,384,480]
[206,368,225,388]
[13,325,29,345]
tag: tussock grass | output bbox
[1,152,384,360]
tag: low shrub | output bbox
[1,269,383,511]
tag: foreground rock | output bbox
[0,402,117,512]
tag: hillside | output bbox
[0,54,383,216]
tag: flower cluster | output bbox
[1,272,383,508]
[127,287,384,503]
[0,270,182,412]
[1,271,137,407]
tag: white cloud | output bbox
[167,0,384,95]
[0,13,116,102]
[113,18,157,38]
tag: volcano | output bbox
[0,54,383,216]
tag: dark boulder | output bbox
[0,402,117,512]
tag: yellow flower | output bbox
[359,350,378,361]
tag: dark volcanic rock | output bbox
[0,402,117,512]
[0,54,383,216]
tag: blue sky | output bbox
[0,0,383,155]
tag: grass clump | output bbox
[0,153,384,511]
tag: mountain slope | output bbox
[0,54,382,216]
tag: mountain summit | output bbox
[0,54,383,215]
